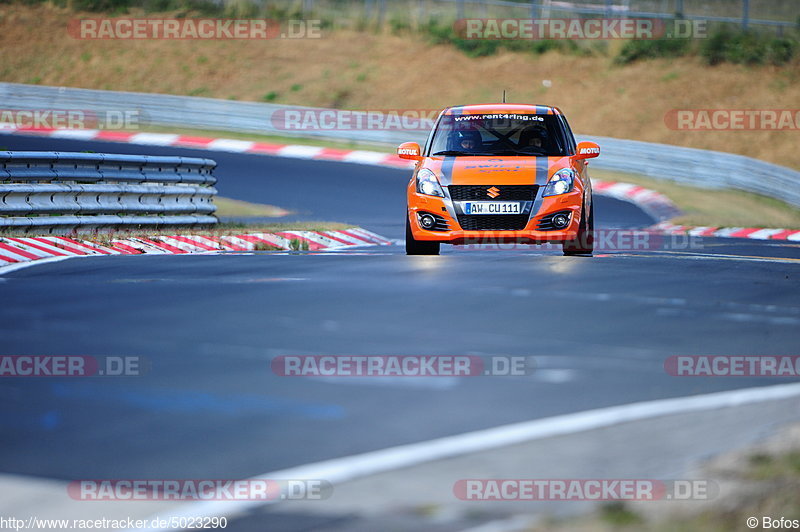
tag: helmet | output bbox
[519,126,549,149]
[449,128,482,151]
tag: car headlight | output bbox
[542,168,575,197]
[416,168,444,197]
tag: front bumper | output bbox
[408,189,583,244]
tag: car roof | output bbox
[442,104,563,116]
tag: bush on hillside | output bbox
[615,36,691,64]
[701,26,798,66]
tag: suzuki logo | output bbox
[486,186,500,198]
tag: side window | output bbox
[559,115,577,154]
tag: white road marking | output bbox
[48,129,101,140]
[129,133,180,145]
[131,382,800,531]
[207,139,255,152]
[278,145,325,158]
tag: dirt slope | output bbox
[1,4,799,168]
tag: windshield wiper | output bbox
[489,150,546,156]
[432,150,471,156]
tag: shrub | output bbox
[700,26,798,66]
[615,36,691,64]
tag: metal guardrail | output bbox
[0,83,409,145]
[0,151,218,233]
[2,83,800,209]
[579,135,800,208]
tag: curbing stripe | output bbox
[36,237,89,255]
[275,231,325,251]
[12,238,75,256]
[277,145,325,159]
[0,238,54,259]
[59,237,112,255]
[0,242,38,261]
[108,241,144,254]
[207,139,254,153]
[133,238,182,254]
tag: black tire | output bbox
[563,202,594,256]
[406,216,440,255]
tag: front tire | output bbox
[563,203,594,256]
[406,216,440,255]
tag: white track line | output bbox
[132,381,800,531]
[0,255,78,275]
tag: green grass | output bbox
[213,221,352,233]
[615,24,800,66]
[531,446,800,531]
[213,197,290,218]
[746,451,800,481]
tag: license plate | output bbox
[463,202,521,215]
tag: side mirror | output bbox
[574,141,600,160]
[397,142,422,161]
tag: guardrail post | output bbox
[742,0,750,30]
[377,0,386,28]
[530,0,541,19]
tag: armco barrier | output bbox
[2,83,799,207]
[0,151,217,233]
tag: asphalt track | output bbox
[1,134,799,522]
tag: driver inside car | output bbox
[449,129,483,153]
[519,126,549,151]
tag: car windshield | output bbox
[428,113,572,157]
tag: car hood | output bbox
[424,156,569,187]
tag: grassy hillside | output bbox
[2,3,799,170]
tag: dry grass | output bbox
[2,4,800,168]
[213,196,291,217]
[213,221,352,232]
[530,427,800,532]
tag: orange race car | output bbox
[399,104,600,255]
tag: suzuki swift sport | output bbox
[399,104,600,255]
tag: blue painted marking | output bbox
[0,409,62,431]
[49,383,344,420]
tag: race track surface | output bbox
[1,134,798,490]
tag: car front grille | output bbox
[448,185,538,201]
[455,214,531,231]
